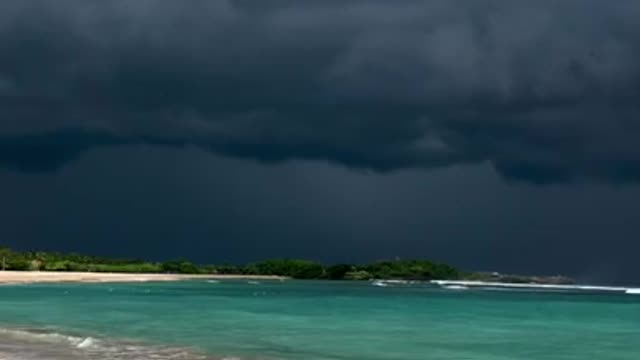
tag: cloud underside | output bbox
[1,0,640,183]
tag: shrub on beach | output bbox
[245,259,325,279]
[161,260,202,274]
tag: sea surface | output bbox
[0,280,639,359]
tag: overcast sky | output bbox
[1,0,639,283]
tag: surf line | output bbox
[431,280,640,294]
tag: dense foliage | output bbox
[0,246,460,280]
[244,259,326,279]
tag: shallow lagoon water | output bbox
[0,280,638,359]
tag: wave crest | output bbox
[0,327,231,360]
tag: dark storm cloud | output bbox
[1,0,640,182]
[3,147,640,282]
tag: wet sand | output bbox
[0,271,285,284]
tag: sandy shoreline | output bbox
[0,271,286,284]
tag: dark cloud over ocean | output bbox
[1,0,639,183]
[2,0,640,283]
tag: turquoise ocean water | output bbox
[0,280,638,359]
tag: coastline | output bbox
[0,270,287,285]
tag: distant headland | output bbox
[0,246,573,284]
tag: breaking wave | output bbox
[432,280,640,295]
[0,327,242,360]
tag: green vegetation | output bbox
[0,246,461,280]
[362,260,459,280]
[0,247,164,273]
[244,259,326,279]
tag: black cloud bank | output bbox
[1,0,640,183]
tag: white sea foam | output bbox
[443,285,469,290]
[432,280,640,294]
[75,337,96,349]
[0,327,96,348]
[0,327,231,360]
[383,280,410,284]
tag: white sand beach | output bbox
[0,271,285,284]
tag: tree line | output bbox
[0,246,460,280]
